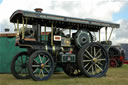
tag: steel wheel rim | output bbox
[82,44,108,76]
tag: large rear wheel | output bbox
[78,42,109,77]
[28,50,54,81]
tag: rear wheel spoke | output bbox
[95,49,101,57]
[97,52,102,59]
[95,64,103,71]
[96,62,103,66]
[83,60,92,62]
[97,59,106,61]
[85,50,93,59]
[84,62,90,68]
[87,64,92,72]
[92,65,95,75]
[84,54,91,59]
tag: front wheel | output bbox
[77,42,109,77]
[28,50,54,81]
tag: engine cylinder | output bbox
[74,30,92,48]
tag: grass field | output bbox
[0,65,128,85]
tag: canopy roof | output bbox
[10,10,120,31]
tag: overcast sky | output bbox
[0,0,128,44]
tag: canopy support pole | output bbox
[16,20,19,37]
[105,27,107,43]
[108,28,114,41]
[51,23,54,46]
[22,17,25,39]
[93,32,96,40]
[25,18,28,27]
[69,28,71,38]
[99,29,100,42]
[44,24,46,40]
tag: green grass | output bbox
[0,65,128,85]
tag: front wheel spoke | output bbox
[39,55,43,63]
[45,65,50,68]
[85,50,93,59]
[44,59,50,65]
[43,68,49,73]
[42,56,45,63]
[32,65,40,67]
[39,69,42,77]
[34,59,39,64]
[41,69,45,77]
[95,64,103,71]
[33,68,38,73]
[83,60,92,62]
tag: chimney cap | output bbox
[34,8,43,13]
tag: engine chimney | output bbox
[34,8,43,13]
[4,28,10,32]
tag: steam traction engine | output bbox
[109,45,125,67]
[10,9,120,81]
